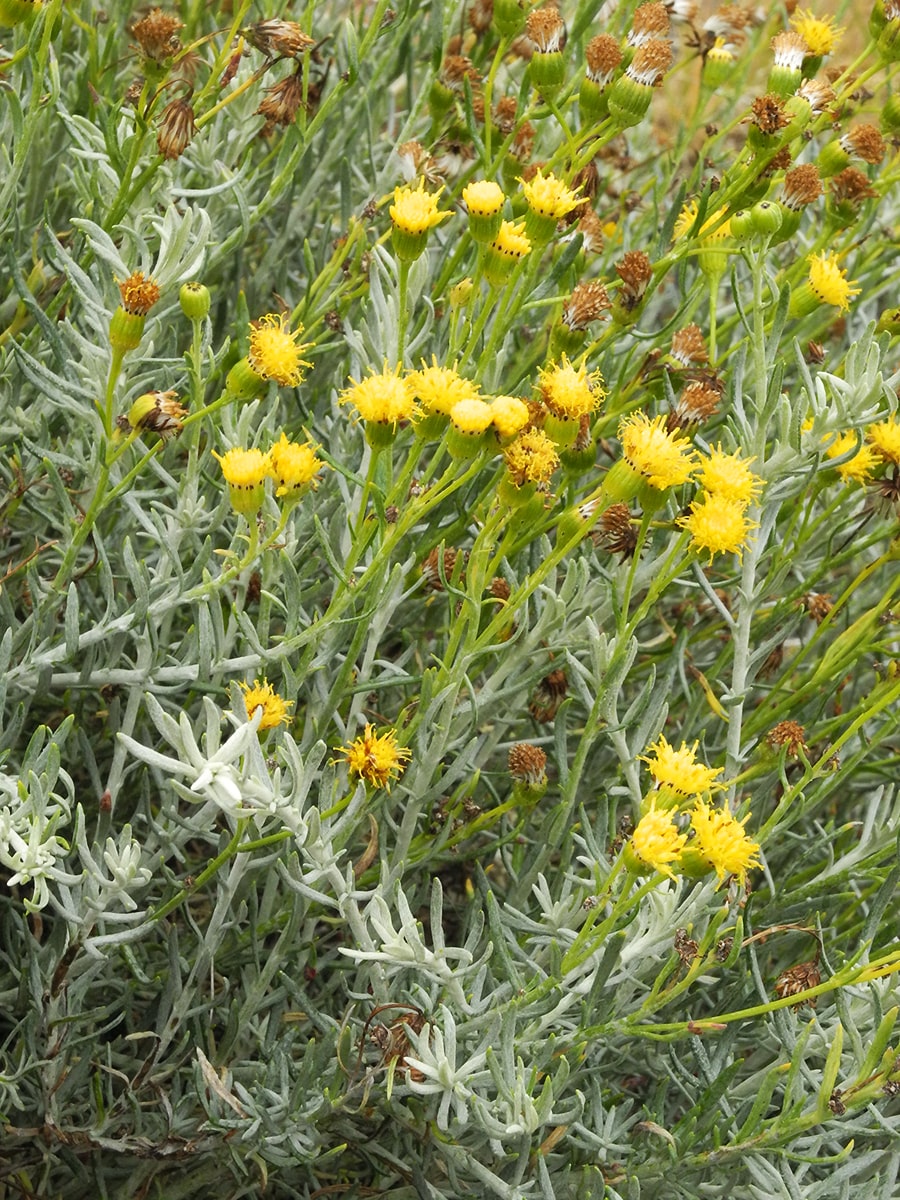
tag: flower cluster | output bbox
[679,444,763,563]
[213,431,323,516]
[625,736,760,888]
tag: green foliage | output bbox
[2,0,900,1196]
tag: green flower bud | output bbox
[179,281,211,320]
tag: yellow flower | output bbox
[679,493,756,562]
[247,313,311,387]
[462,179,505,217]
[672,201,731,243]
[213,446,270,489]
[503,428,560,487]
[619,411,698,490]
[824,429,879,483]
[267,432,323,498]
[491,394,531,440]
[867,415,900,465]
[689,799,760,886]
[338,724,411,790]
[806,252,860,311]
[519,168,586,221]
[697,446,763,506]
[341,365,417,428]
[491,219,531,261]
[790,7,844,56]
[239,679,293,731]
[409,359,481,416]
[539,356,605,421]
[390,178,450,235]
[641,735,724,798]
[450,397,494,434]
[627,804,687,879]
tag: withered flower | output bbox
[781,163,822,210]
[615,250,653,310]
[667,379,722,431]
[421,546,464,591]
[157,95,196,159]
[766,720,808,757]
[774,959,821,1008]
[670,324,708,367]
[131,8,183,62]
[594,503,638,559]
[749,92,790,135]
[508,742,548,786]
[529,667,568,723]
[244,18,314,60]
[256,70,306,126]
[563,281,610,330]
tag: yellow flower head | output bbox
[212,446,270,489]
[689,799,760,886]
[503,428,560,487]
[239,679,293,731]
[338,724,411,790]
[642,735,724,797]
[619,411,698,490]
[824,429,878,483]
[462,179,506,218]
[628,804,687,879]
[672,202,731,244]
[409,359,481,416]
[790,7,843,55]
[390,178,450,235]
[519,168,586,221]
[341,365,417,428]
[450,396,494,434]
[697,446,763,506]
[679,493,756,562]
[267,432,323,497]
[248,313,312,386]
[539,356,605,421]
[491,394,531,440]
[867,415,900,466]
[491,219,532,261]
[806,252,860,312]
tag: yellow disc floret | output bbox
[689,799,760,886]
[697,446,763,506]
[539,356,605,421]
[450,396,494,434]
[409,359,481,416]
[462,179,506,217]
[491,394,531,440]
[503,428,560,486]
[213,446,270,489]
[806,252,860,311]
[790,7,843,56]
[390,178,450,235]
[867,415,900,465]
[491,219,532,261]
[267,432,323,497]
[627,804,687,879]
[519,168,586,221]
[679,493,756,561]
[239,679,293,730]
[825,429,879,483]
[619,411,698,489]
[341,364,417,428]
[642,735,724,797]
[248,313,312,386]
[338,724,412,790]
